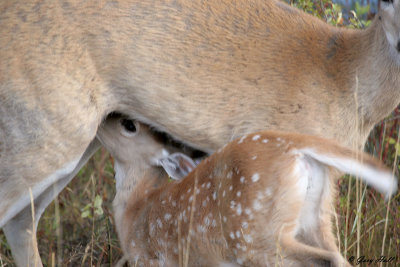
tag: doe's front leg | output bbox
[3,206,43,267]
[3,138,101,267]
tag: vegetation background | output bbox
[1,0,399,266]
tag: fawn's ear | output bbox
[158,153,197,180]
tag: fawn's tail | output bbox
[294,141,397,199]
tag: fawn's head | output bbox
[97,114,197,180]
[97,114,169,168]
[380,0,400,53]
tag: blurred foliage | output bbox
[289,0,344,25]
[81,195,104,219]
[288,0,372,28]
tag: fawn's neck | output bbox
[113,161,147,226]
[113,161,166,236]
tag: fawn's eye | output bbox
[121,119,137,132]
[120,119,139,137]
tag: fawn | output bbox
[96,114,198,266]
[2,1,400,265]
[96,114,197,235]
[98,117,397,266]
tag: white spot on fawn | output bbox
[253,200,262,211]
[241,221,248,229]
[252,135,260,141]
[206,182,211,189]
[236,231,241,238]
[227,171,233,179]
[237,203,242,216]
[240,176,245,183]
[262,139,268,143]
[157,219,163,228]
[197,225,206,233]
[230,232,235,239]
[164,213,171,221]
[237,191,241,197]
[251,173,260,183]
[238,135,247,144]
[244,234,253,243]
[252,155,257,160]
[265,187,272,197]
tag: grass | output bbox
[1,1,399,266]
[336,110,400,266]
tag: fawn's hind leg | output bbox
[280,234,351,267]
